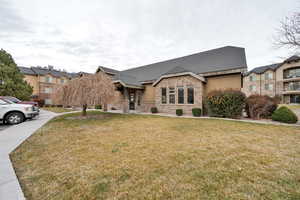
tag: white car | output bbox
[0,98,39,125]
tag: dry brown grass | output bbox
[42,107,73,113]
[11,111,300,200]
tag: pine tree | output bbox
[0,49,33,100]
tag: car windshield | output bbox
[5,96,21,103]
[0,99,12,104]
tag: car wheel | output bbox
[5,112,25,125]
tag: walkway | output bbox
[0,110,58,200]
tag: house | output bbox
[97,46,247,114]
[242,55,300,104]
[18,66,85,105]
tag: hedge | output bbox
[205,89,246,118]
[176,109,183,116]
[271,106,298,124]
[151,107,158,113]
[192,108,201,117]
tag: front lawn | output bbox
[42,106,73,113]
[11,112,300,200]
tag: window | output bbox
[169,87,175,104]
[161,88,167,104]
[249,75,256,82]
[45,99,52,105]
[45,87,52,93]
[264,72,273,80]
[288,81,300,91]
[284,68,300,79]
[137,93,141,106]
[249,85,256,92]
[264,83,273,91]
[60,79,65,84]
[45,76,52,83]
[187,88,194,104]
[178,87,184,104]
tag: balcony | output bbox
[283,85,300,94]
[283,67,300,81]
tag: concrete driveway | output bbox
[0,110,58,200]
[0,122,9,132]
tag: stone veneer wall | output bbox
[154,75,203,115]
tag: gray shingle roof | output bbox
[162,66,192,75]
[114,46,247,86]
[98,66,120,75]
[18,66,84,78]
[18,66,36,75]
[284,55,300,63]
[246,63,281,75]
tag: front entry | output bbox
[129,90,135,110]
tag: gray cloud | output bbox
[0,0,299,73]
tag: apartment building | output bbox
[18,66,84,104]
[242,55,300,104]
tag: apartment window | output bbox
[249,75,256,82]
[60,79,65,84]
[169,87,175,104]
[187,88,194,104]
[264,83,273,91]
[161,88,167,104]
[249,85,256,92]
[45,87,52,94]
[178,87,184,104]
[264,72,273,80]
[45,76,52,83]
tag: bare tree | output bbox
[52,72,115,116]
[275,13,300,49]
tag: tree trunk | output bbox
[82,104,87,116]
[103,103,108,111]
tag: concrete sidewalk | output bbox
[0,110,58,200]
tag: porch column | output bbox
[123,87,129,113]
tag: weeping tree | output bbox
[52,72,115,116]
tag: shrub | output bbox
[272,106,298,124]
[245,95,278,119]
[192,108,202,117]
[35,99,45,107]
[111,107,116,110]
[205,89,246,118]
[151,107,158,113]
[176,109,183,116]
[95,105,102,109]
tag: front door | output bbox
[129,90,135,110]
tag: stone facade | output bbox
[154,75,203,115]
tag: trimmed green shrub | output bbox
[192,108,202,117]
[151,107,158,113]
[205,89,246,118]
[245,95,278,119]
[271,106,298,124]
[176,109,183,116]
[95,105,102,109]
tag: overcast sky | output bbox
[0,0,299,73]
